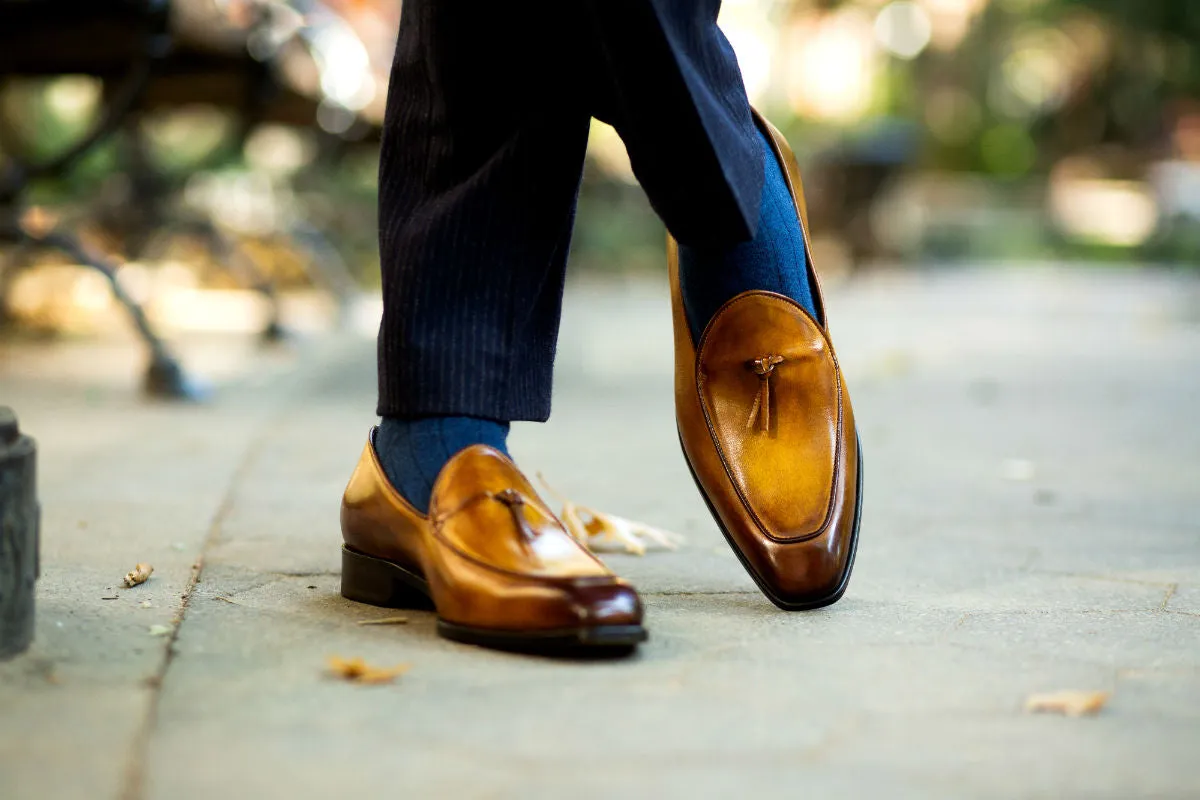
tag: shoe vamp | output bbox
[437,502,610,579]
[698,295,839,539]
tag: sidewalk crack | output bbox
[117,411,282,800]
[643,590,761,597]
[1159,583,1179,611]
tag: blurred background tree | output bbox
[573,0,1200,273]
[1,0,1197,338]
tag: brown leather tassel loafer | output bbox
[340,432,647,652]
[668,112,863,610]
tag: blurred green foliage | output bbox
[2,0,1198,282]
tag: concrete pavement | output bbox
[1,265,1198,799]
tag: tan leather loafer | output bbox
[340,431,647,651]
[669,111,863,610]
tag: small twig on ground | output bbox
[123,563,154,588]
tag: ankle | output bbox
[677,127,816,341]
[375,415,510,513]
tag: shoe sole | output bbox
[679,433,863,611]
[340,546,647,655]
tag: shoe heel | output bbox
[340,546,433,610]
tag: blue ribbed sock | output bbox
[375,416,510,514]
[678,128,818,341]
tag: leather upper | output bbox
[341,437,642,631]
[341,434,427,571]
[428,447,611,580]
[670,112,861,606]
[697,291,841,541]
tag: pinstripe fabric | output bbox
[377,0,759,422]
[586,0,763,247]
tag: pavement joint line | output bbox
[926,639,1151,671]
[117,437,270,800]
[269,570,340,578]
[953,608,1163,617]
[194,576,294,599]
[1031,570,1180,590]
[1160,583,1179,611]
[643,590,761,597]
[1116,666,1200,682]
[115,366,324,800]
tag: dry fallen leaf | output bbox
[327,656,411,685]
[148,624,173,637]
[538,474,684,555]
[123,563,154,588]
[356,616,409,626]
[564,507,684,555]
[1024,690,1110,717]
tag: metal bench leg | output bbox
[286,221,361,328]
[199,223,288,344]
[136,217,288,344]
[1,219,206,401]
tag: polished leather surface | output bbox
[669,112,861,606]
[342,436,643,631]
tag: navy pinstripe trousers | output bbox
[377,0,760,422]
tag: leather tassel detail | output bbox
[493,488,530,534]
[746,355,784,432]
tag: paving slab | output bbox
[0,335,363,800]
[2,265,1199,799]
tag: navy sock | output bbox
[375,416,510,514]
[678,127,818,341]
